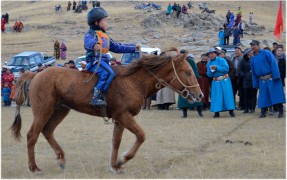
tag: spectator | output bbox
[68,60,78,70]
[218,49,236,84]
[218,28,224,45]
[171,2,178,17]
[60,42,67,60]
[187,1,193,9]
[2,68,14,89]
[64,62,69,68]
[156,87,175,110]
[95,1,100,7]
[235,13,242,26]
[249,12,253,25]
[10,80,17,107]
[19,68,25,76]
[182,4,188,14]
[166,3,172,16]
[232,47,244,110]
[275,47,286,87]
[196,53,211,110]
[54,39,60,60]
[232,25,241,45]
[238,20,246,38]
[178,51,203,118]
[80,61,87,69]
[272,42,278,56]
[228,12,235,29]
[250,40,285,118]
[238,48,257,113]
[206,48,235,118]
[4,13,9,24]
[1,18,6,32]
[37,63,44,72]
[237,6,242,16]
[13,20,24,32]
[223,25,231,45]
[67,1,71,11]
[176,4,181,19]
[226,10,231,23]
[2,82,11,106]
[72,0,76,10]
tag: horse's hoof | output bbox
[58,159,65,170]
[109,166,126,174]
[28,166,43,176]
[59,162,65,170]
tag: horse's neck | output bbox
[125,69,163,99]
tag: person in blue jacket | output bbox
[84,7,139,106]
[218,28,224,45]
[250,40,285,118]
[206,48,235,118]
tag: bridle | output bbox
[145,58,199,99]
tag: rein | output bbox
[145,59,199,99]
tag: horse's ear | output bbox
[175,52,188,64]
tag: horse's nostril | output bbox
[199,93,204,99]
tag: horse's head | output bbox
[160,48,204,103]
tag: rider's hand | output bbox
[93,43,100,51]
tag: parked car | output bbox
[214,45,236,58]
[3,51,55,79]
[74,53,113,71]
[120,47,161,65]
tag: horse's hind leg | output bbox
[27,107,55,173]
[42,105,70,170]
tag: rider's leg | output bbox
[101,62,115,92]
[89,64,108,106]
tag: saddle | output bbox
[81,65,120,77]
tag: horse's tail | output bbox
[14,72,35,105]
[11,72,36,141]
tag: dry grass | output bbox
[1,106,285,178]
[1,1,286,178]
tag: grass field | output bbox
[1,0,286,179]
[1,105,286,178]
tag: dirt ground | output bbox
[1,104,285,179]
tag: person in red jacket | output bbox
[1,18,6,32]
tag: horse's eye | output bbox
[185,71,192,76]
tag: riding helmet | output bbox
[87,7,109,26]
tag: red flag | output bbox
[274,0,284,39]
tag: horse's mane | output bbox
[123,48,179,76]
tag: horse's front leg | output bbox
[109,122,124,173]
[115,114,145,169]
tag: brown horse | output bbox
[11,48,203,174]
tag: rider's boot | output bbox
[89,88,107,106]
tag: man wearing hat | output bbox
[250,40,285,118]
[206,48,235,118]
[68,60,78,70]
